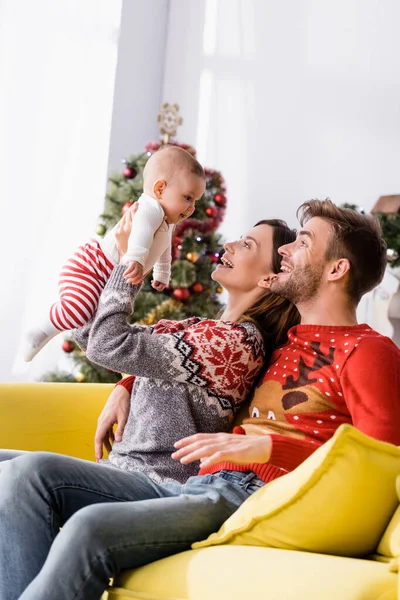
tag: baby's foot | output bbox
[23,329,59,362]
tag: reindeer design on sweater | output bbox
[242,328,359,443]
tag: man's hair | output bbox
[297,199,387,303]
[154,144,205,179]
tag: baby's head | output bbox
[143,145,206,224]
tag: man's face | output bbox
[270,217,333,304]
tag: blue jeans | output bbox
[0,451,264,600]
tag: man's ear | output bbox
[327,258,350,282]
[257,275,278,289]
[153,179,166,199]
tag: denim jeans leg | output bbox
[0,451,173,600]
[1,453,263,600]
[0,449,26,462]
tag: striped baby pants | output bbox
[50,240,115,331]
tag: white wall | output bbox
[162,0,400,240]
[0,0,122,382]
[0,0,169,382]
[107,0,169,171]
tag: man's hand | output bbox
[115,202,139,259]
[152,280,166,291]
[94,384,131,461]
[123,260,144,284]
[171,432,272,468]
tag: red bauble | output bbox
[214,193,226,206]
[123,167,134,179]
[122,202,133,215]
[172,236,183,247]
[62,340,74,353]
[206,207,217,217]
[192,283,203,293]
[173,288,190,301]
[209,252,220,263]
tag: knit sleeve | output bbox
[340,336,400,445]
[268,434,322,471]
[122,195,164,266]
[233,426,320,472]
[85,265,265,404]
[115,375,135,394]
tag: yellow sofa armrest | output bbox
[0,383,114,461]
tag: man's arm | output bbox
[340,337,400,445]
[171,432,272,468]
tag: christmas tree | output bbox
[43,104,227,383]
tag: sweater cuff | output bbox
[105,265,142,295]
[115,375,135,394]
[269,434,320,471]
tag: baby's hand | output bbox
[123,261,144,284]
[152,280,166,291]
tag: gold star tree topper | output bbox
[158,103,183,144]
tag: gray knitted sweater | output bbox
[74,265,265,483]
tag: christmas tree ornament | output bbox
[75,371,85,382]
[62,340,74,353]
[206,207,217,217]
[172,236,183,247]
[123,167,137,179]
[216,286,223,294]
[122,202,133,215]
[209,252,220,263]
[214,193,226,206]
[173,288,190,301]
[192,282,203,293]
[96,224,106,236]
[387,248,399,262]
[186,252,200,263]
[157,103,183,144]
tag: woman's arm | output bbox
[85,265,264,407]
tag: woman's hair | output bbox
[239,219,300,362]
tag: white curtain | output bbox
[0,0,122,381]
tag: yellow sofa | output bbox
[0,382,398,600]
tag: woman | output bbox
[85,211,299,483]
[0,217,299,600]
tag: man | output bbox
[1,200,399,600]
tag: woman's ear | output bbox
[153,179,166,199]
[257,275,278,289]
[327,258,350,282]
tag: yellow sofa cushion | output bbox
[0,383,113,460]
[193,424,400,557]
[377,476,400,559]
[109,546,397,600]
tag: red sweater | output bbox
[198,324,400,483]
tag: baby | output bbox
[24,145,206,361]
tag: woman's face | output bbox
[212,224,275,294]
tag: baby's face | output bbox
[159,172,205,224]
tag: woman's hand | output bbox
[94,384,131,461]
[115,202,139,261]
[171,432,272,468]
